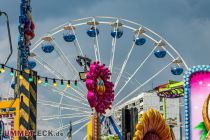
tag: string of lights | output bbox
[0,63,80,88]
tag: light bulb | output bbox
[19,71,23,80]
[60,80,64,88]
[29,74,33,82]
[44,77,48,86]
[66,80,71,88]
[10,68,14,77]
[74,80,77,88]
[53,79,57,87]
[1,65,5,73]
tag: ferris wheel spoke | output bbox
[42,83,87,106]
[109,20,119,79]
[38,101,59,108]
[71,87,86,101]
[58,90,65,131]
[55,117,89,133]
[161,46,183,68]
[77,82,87,94]
[67,23,84,56]
[67,81,86,95]
[51,22,68,32]
[51,41,88,91]
[38,102,90,114]
[34,56,85,101]
[114,41,135,89]
[114,26,144,89]
[163,39,189,69]
[73,41,82,56]
[42,85,89,107]
[39,113,91,121]
[109,38,117,77]
[82,135,87,140]
[51,83,86,103]
[115,60,174,107]
[70,86,87,101]
[141,33,159,43]
[46,81,86,102]
[38,99,90,110]
[162,46,175,60]
[114,45,158,99]
[72,121,89,136]
[92,41,98,61]
[157,42,184,68]
[52,40,79,76]
[39,113,90,120]
[39,103,90,113]
[94,40,100,61]
[31,39,44,52]
[93,18,101,62]
[33,55,87,97]
[33,55,64,78]
[112,70,134,83]
[64,122,89,140]
[61,93,89,108]
[49,85,87,102]
[38,100,89,110]
[43,104,90,114]
[60,106,91,113]
[121,70,141,85]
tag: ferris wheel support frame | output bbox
[29,16,189,139]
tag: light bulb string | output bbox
[0,63,83,83]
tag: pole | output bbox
[0,11,13,65]
[93,112,100,140]
[109,116,122,140]
[163,97,167,119]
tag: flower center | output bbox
[96,77,106,95]
[143,132,160,140]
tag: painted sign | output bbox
[0,112,15,140]
[184,65,210,140]
[0,120,10,140]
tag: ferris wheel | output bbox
[28,16,188,139]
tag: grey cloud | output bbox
[0,0,108,24]
[185,0,210,19]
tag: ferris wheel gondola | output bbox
[63,25,76,42]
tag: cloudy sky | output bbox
[0,0,209,66]
[0,0,210,139]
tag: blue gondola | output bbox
[171,67,184,75]
[154,49,167,58]
[42,44,54,53]
[111,29,123,39]
[63,34,76,42]
[28,61,36,69]
[87,27,99,37]
[135,37,146,46]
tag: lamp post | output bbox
[0,10,13,65]
[76,56,91,81]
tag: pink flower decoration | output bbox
[86,61,114,114]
